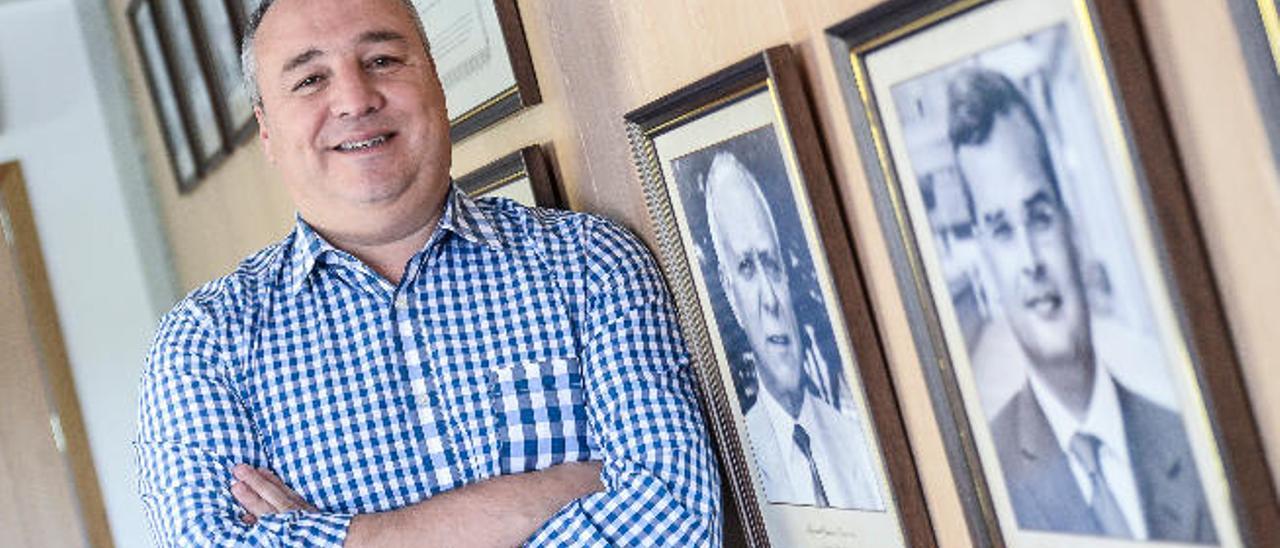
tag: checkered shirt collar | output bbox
[285,183,506,294]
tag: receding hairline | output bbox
[704,152,780,261]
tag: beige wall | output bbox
[110,0,1280,545]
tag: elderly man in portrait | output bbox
[946,67,1216,542]
[703,152,882,511]
[133,0,720,545]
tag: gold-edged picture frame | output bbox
[454,144,564,208]
[827,0,1279,546]
[625,46,934,547]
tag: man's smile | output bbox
[333,131,397,153]
[1023,289,1062,316]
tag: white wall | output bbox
[0,0,176,546]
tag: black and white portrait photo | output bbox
[887,23,1217,543]
[668,124,884,512]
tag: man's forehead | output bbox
[256,0,417,58]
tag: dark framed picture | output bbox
[128,0,198,190]
[415,0,542,142]
[1229,0,1280,170]
[152,0,227,178]
[454,144,564,208]
[828,0,1279,546]
[625,46,934,547]
[188,0,257,146]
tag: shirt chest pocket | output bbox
[487,358,593,475]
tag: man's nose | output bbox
[331,70,384,119]
[1013,229,1045,279]
[759,275,782,318]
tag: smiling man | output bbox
[947,67,1214,542]
[134,0,719,545]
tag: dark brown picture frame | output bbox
[624,46,935,548]
[151,0,228,182]
[827,1,1279,546]
[127,0,200,191]
[443,0,542,142]
[186,0,258,147]
[454,144,565,208]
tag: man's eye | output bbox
[1027,206,1056,232]
[367,55,403,70]
[292,74,323,92]
[736,257,756,278]
[760,253,782,278]
[989,221,1013,240]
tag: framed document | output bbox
[188,0,256,146]
[625,46,934,547]
[152,0,227,175]
[1229,0,1280,170]
[454,144,564,208]
[828,0,1280,546]
[128,0,199,190]
[415,0,542,142]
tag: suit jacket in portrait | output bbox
[989,380,1217,543]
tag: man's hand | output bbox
[231,464,317,525]
[230,461,605,547]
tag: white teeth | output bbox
[336,135,388,151]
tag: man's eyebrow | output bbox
[358,29,408,46]
[282,49,323,74]
[278,31,406,75]
[1023,189,1057,210]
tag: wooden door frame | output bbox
[0,161,114,547]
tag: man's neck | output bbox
[314,203,445,286]
[1029,352,1097,423]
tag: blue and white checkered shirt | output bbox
[136,187,721,546]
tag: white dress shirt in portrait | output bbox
[746,383,884,511]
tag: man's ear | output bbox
[254,105,275,164]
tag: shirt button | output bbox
[395,295,408,309]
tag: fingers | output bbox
[231,464,317,517]
[258,468,317,512]
[231,477,276,517]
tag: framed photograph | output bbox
[454,144,564,208]
[1229,0,1280,170]
[188,0,257,146]
[415,0,542,142]
[128,0,199,190]
[828,0,1280,546]
[625,46,934,547]
[152,0,227,178]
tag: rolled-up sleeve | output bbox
[527,218,722,546]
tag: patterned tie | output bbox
[792,424,830,507]
[1069,432,1134,538]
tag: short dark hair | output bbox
[239,0,430,107]
[946,67,1063,219]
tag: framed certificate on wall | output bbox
[415,0,542,142]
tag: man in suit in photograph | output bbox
[703,151,883,511]
[946,67,1217,543]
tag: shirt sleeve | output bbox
[526,218,723,547]
[135,296,354,547]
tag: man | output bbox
[702,152,882,511]
[946,67,1216,542]
[134,0,720,545]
